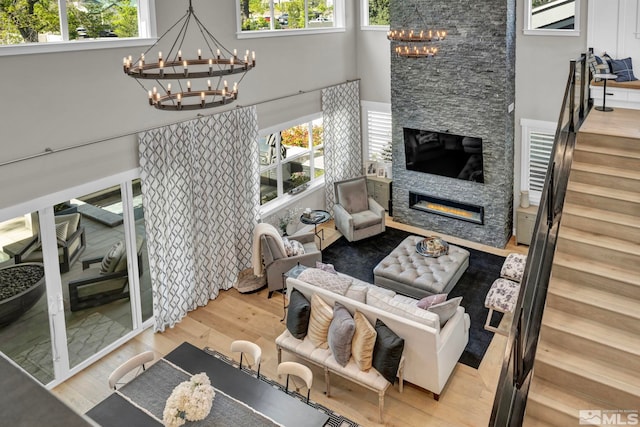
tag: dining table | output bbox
[86,342,329,427]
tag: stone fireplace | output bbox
[390,0,516,248]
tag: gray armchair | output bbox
[333,176,385,242]
[259,223,321,298]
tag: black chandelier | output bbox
[387,3,446,58]
[123,0,255,111]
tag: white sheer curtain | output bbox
[139,107,260,331]
[322,81,363,214]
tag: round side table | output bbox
[300,209,331,250]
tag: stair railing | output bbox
[489,51,593,426]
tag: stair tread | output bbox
[529,377,620,416]
[542,307,640,357]
[558,226,640,255]
[567,181,640,203]
[553,252,640,285]
[575,143,640,160]
[548,278,640,318]
[572,161,640,180]
[522,416,556,427]
[563,204,640,229]
[536,342,640,395]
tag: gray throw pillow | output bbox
[427,296,463,327]
[328,302,356,367]
[286,289,311,339]
[372,319,404,384]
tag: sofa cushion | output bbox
[352,210,383,230]
[298,268,352,296]
[417,293,448,310]
[286,289,311,339]
[336,178,369,214]
[100,241,125,275]
[316,261,337,274]
[328,302,356,367]
[307,294,333,349]
[427,296,462,327]
[351,311,377,371]
[55,221,69,241]
[282,237,306,256]
[610,57,637,82]
[344,282,368,304]
[367,286,440,330]
[372,319,404,384]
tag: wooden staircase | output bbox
[523,112,640,426]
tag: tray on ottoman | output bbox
[373,235,470,299]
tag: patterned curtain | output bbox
[322,81,363,214]
[139,107,260,332]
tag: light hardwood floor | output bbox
[53,219,528,426]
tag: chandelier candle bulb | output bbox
[178,50,182,61]
[252,51,256,66]
[200,92,205,107]
[233,49,237,58]
[208,58,213,74]
[148,90,153,105]
[187,81,191,92]
[167,84,171,94]
[207,79,211,90]
[158,51,162,61]
[216,49,220,59]
[159,60,164,77]
[198,48,202,60]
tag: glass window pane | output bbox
[260,134,282,166]
[312,118,323,147]
[239,0,270,31]
[281,125,310,158]
[60,186,133,369]
[260,169,278,205]
[313,148,325,178]
[0,0,61,45]
[67,0,138,40]
[308,0,333,27]
[0,211,54,384]
[530,0,576,30]
[368,0,389,25]
[283,155,310,193]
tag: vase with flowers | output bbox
[163,372,215,427]
[277,207,302,236]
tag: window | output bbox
[361,0,389,27]
[237,0,344,36]
[521,119,555,205]
[524,0,580,36]
[0,0,154,51]
[362,101,392,162]
[259,116,324,205]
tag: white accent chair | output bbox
[107,351,154,390]
[277,361,313,403]
[230,340,262,378]
[333,176,385,242]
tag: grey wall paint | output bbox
[0,0,357,210]
[389,0,516,248]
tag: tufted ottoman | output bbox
[373,235,470,299]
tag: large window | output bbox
[260,116,324,205]
[361,0,389,27]
[0,0,153,48]
[362,101,392,162]
[524,0,580,36]
[237,0,344,36]
[521,119,555,205]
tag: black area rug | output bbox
[321,227,504,369]
[204,348,359,427]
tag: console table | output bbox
[366,176,392,215]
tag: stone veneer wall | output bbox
[390,0,516,248]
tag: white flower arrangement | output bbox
[163,372,215,427]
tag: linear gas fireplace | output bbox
[409,192,484,225]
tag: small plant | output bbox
[277,207,302,234]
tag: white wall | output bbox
[588,0,640,69]
[0,0,357,210]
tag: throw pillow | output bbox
[328,302,356,367]
[417,293,448,310]
[372,319,405,384]
[344,282,368,304]
[55,221,69,241]
[602,53,614,74]
[593,54,611,74]
[316,261,338,274]
[427,296,463,327]
[298,268,352,295]
[307,294,333,349]
[610,57,637,82]
[282,237,306,257]
[100,241,125,275]
[351,311,377,371]
[286,289,311,339]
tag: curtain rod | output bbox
[0,79,361,168]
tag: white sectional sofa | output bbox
[278,272,470,404]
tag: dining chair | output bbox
[277,361,313,403]
[107,351,154,390]
[230,340,262,378]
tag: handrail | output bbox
[489,50,593,426]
